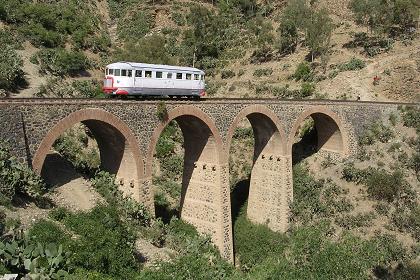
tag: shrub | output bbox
[32,49,89,77]
[250,45,273,63]
[335,212,376,229]
[90,171,151,227]
[161,155,183,179]
[359,122,394,145]
[0,45,24,92]
[253,68,273,77]
[365,169,404,201]
[234,205,289,271]
[0,142,46,202]
[300,82,315,97]
[0,229,71,278]
[401,106,420,132]
[221,70,235,79]
[118,11,153,41]
[337,57,366,71]
[392,205,420,240]
[62,205,139,276]
[293,62,312,81]
[53,126,100,175]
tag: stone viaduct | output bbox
[0,98,402,262]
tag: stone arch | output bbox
[32,108,144,201]
[226,105,287,159]
[146,105,232,261]
[289,106,349,156]
[226,105,291,233]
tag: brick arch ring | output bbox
[145,105,224,177]
[287,106,350,156]
[32,108,144,179]
[225,104,288,160]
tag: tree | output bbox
[305,8,334,62]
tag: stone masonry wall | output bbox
[0,98,409,263]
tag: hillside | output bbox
[0,0,418,101]
[0,1,419,279]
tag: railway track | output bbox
[0,97,418,106]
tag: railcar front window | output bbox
[128,70,132,77]
[145,71,152,78]
[167,73,173,79]
[114,69,121,76]
[135,70,142,77]
[156,71,163,78]
[108,69,114,75]
[194,74,199,80]
[186,73,192,80]
[121,69,127,76]
[176,73,182,79]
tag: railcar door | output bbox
[134,69,143,95]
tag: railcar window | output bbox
[114,69,121,76]
[145,71,152,78]
[108,69,114,75]
[194,74,199,80]
[121,69,127,76]
[156,71,163,78]
[135,70,142,77]
[201,75,204,80]
[128,70,132,77]
[186,73,192,80]
[176,73,183,79]
[167,73,173,79]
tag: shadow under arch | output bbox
[288,106,350,157]
[146,105,233,261]
[226,105,291,234]
[32,108,144,201]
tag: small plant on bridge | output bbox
[156,101,168,122]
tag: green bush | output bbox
[161,155,183,179]
[300,82,315,97]
[32,49,89,77]
[392,205,420,240]
[335,212,376,229]
[253,68,273,77]
[62,205,139,277]
[359,122,394,145]
[221,70,236,79]
[0,45,24,92]
[401,106,420,132]
[250,45,273,63]
[0,142,46,203]
[118,11,153,41]
[293,62,312,81]
[337,57,366,71]
[53,126,100,175]
[365,169,404,201]
[234,204,288,271]
[156,101,168,122]
[90,171,151,227]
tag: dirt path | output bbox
[14,42,45,98]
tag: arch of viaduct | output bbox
[0,98,402,262]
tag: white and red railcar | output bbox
[103,62,206,98]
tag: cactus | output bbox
[0,231,70,279]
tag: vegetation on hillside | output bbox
[0,0,417,98]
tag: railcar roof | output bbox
[107,62,205,74]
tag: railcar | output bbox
[103,62,206,98]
